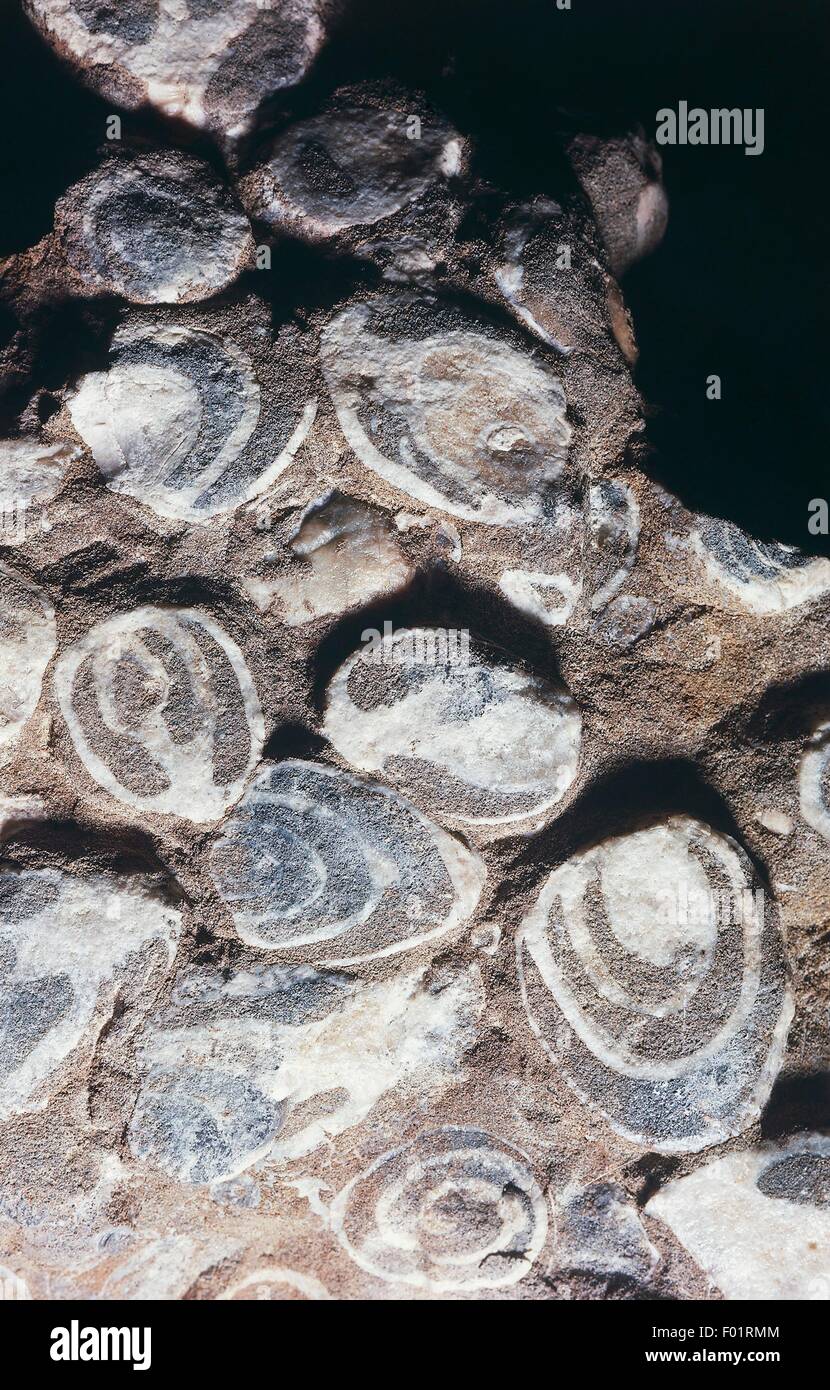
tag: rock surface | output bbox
[566,129,669,277]
[0,8,826,1306]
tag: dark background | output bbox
[0,0,826,552]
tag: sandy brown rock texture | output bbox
[0,0,827,1304]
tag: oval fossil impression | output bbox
[332,1126,548,1292]
[517,816,793,1153]
[54,606,264,822]
[242,97,465,240]
[208,760,485,962]
[324,628,582,832]
[55,151,254,305]
[692,516,830,615]
[68,314,317,521]
[321,296,571,525]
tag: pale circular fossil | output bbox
[0,867,180,1121]
[331,1126,548,1292]
[24,0,326,143]
[53,606,264,822]
[68,317,317,521]
[517,816,793,1153]
[243,98,465,240]
[799,719,830,841]
[692,516,830,615]
[208,760,485,962]
[321,296,571,525]
[0,564,56,761]
[323,629,582,831]
[55,151,254,304]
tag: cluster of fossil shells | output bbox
[0,0,827,1303]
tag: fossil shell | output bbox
[0,438,79,512]
[647,1134,830,1299]
[0,563,56,761]
[332,1126,548,1291]
[209,760,485,961]
[55,151,254,304]
[499,478,640,627]
[68,317,316,521]
[0,867,180,1121]
[243,99,464,240]
[799,719,830,840]
[127,960,484,1181]
[24,0,326,143]
[323,629,582,832]
[321,296,571,525]
[53,606,264,822]
[693,516,830,615]
[244,491,413,624]
[518,817,793,1152]
[555,1180,660,1282]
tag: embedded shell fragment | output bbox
[331,1127,548,1292]
[518,818,793,1153]
[321,295,572,525]
[0,564,56,760]
[0,866,181,1122]
[646,1134,830,1299]
[566,129,669,277]
[53,606,265,822]
[24,0,332,145]
[323,630,582,833]
[208,760,486,961]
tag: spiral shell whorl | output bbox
[332,1127,547,1291]
[518,817,792,1152]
